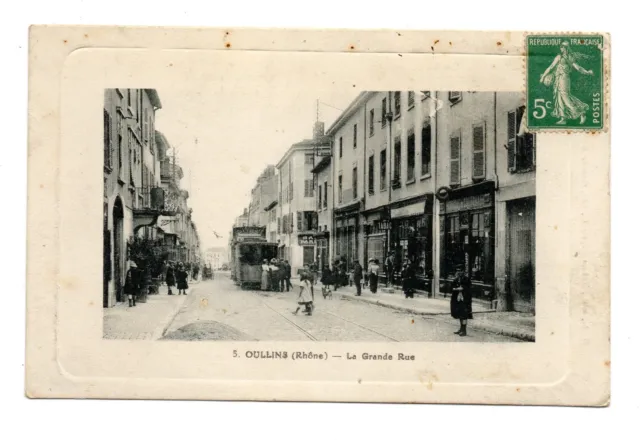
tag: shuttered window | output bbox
[380,149,387,190]
[318,184,322,209]
[352,166,358,199]
[450,133,461,186]
[381,98,387,127]
[368,154,375,195]
[507,110,517,172]
[369,109,375,136]
[421,123,431,176]
[338,175,343,203]
[508,106,536,173]
[407,130,415,181]
[394,91,401,116]
[393,137,401,186]
[297,212,302,231]
[304,179,314,197]
[472,122,486,180]
[353,124,358,149]
[104,110,113,169]
[323,181,328,208]
[408,91,415,108]
[449,91,462,103]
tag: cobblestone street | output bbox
[160,273,524,342]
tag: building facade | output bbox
[434,91,535,312]
[103,88,163,308]
[275,123,329,275]
[311,155,332,271]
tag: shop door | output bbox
[303,246,315,267]
[508,198,536,313]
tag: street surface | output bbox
[161,273,522,342]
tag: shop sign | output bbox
[298,234,315,246]
[435,186,451,202]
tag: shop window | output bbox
[407,131,415,182]
[421,123,431,176]
[508,106,536,173]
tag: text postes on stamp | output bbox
[526,34,604,131]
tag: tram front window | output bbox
[239,244,263,265]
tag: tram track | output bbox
[260,296,399,342]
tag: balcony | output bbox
[133,186,179,234]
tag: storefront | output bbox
[334,201,361,269]
[388,195,433,291]
[314,229,330,271]
[439,181,495,301]
[507,196,535,313]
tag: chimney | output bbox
[313,121,325,140]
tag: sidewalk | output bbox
[321,282,535,342]
[103,285,188,340]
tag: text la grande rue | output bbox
[347,352,415,361]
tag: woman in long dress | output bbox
[368,259,380,294]
[260,259,270,291]
[450,269,473,337]
[539,41,594,125]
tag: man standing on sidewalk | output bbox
[283,260,292,292]
[353,260,363,296]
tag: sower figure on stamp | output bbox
[539,41,594,125]
[451,265,473,337]
[124,261,141,307]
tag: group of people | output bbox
[260,258,293,292]
[164,261,190,296]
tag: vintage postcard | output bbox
[26,26,610,405]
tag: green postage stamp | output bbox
[526,34,605,131]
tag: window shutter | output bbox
[290,213,294,232]
[449,91,462,102]
[507,110,517,172]
[450,135,461,185]
[472,123,486,179]
[297,211,302,231]
[312,212,318,230]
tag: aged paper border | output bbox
[26,26,610,405]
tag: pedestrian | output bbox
[385,255,395,287]
[401,260,416,299]
[269,258,280,292]
[320,265,333,298]
[301,264,315,301]
[451,268,473,337]
[284,260,293,292]
[332,260,341,291]
[368,258,380,294]
[193,264,200,282]
[124,261,141,307]
[278,259,287,292]
[292,273,314,316]
[310,261,318,285]
[353,260,363,296]
[261,259,270,291]
[165,261,176,295]
[175,262,189,295]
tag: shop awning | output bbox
[391,201,425,219]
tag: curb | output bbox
[338,293,535,342]
[154,294,189,340]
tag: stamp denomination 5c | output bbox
[526,34,605,131]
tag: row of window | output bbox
[277,211,318,234]
[330,106,535,205]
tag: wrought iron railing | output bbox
[135,186,180,213]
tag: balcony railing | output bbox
[135,187,180,213]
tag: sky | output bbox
[154,86,359,251]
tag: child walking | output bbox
[293,274,314,316]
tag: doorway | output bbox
[508,197,536,313]
[113,197,125,303]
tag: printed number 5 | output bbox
[533,98,547,119]
[233,350,238,358]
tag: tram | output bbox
[229,226,279,289]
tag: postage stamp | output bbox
[526,34,605,131]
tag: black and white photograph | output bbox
[102,88,536,343]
